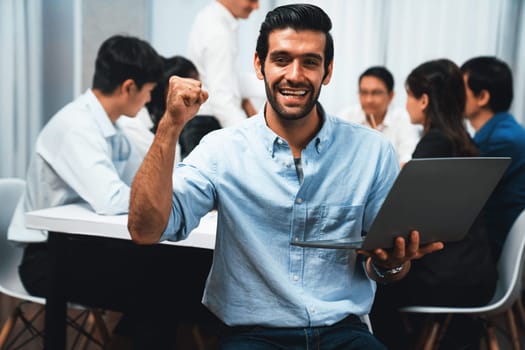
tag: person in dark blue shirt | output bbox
[461,56,525,261]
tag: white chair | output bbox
[400,209,525,350]
[0,178,110,349]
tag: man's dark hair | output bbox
[147,56,199,132]
[460,56,513,113]
[359,66,394,93]
[92,35,163,94]
[255,4,333,78]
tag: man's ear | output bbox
[121,79,136,95]
[254,53,264,80]
[387,90,395,104]
[477,89,491,108]
[322,60,334,85]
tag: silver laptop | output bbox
[292,157,511,250]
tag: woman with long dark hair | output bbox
[406,58,478,157]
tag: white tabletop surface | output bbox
[25,203,217,250]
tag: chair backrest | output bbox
[0,178,40,301]
[400,208,525,317]
[487,208,525,314]
[0,178,25,236]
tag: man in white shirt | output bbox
[187,0,260,128]
[8,35,212,349]
[338,66,420,165]
[9,35,160,243]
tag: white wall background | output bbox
[149,0,525,118]
[1,0,524,178]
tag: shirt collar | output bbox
[359,106,393,129]
[474,111,512,143]
[381,106,395,127]
[213,1,239,31]
[256,103,332,157]
[85,89,119,138]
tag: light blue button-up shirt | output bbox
[8,89,142,242]
[161,107,399,327]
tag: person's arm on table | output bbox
[358,230,444,283]
[128,76,208,244]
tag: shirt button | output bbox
[277,138,284,144]
[293,275,299,281]
[296,198,303,204]
[294,237,299,242]
[310,307,316,313]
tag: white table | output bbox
[25,202,217,249]
[25,203,217,349]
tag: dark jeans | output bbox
[179,115,221,159]
[218,315,387,350]
[20,234,215,349]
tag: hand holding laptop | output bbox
[355,230,444,283]
[291,157,510,282]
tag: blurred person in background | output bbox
[461,56,525,262]
[338,66,420,166]
[187,0,260,129]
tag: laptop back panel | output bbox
[360,157,510,250]
[292,157,510,251]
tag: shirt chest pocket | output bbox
[315,204,364,264]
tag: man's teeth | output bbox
[281,89,307,96]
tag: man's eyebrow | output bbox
[269,51,323,61]
[302,53,323,61]
[269,51,290,58]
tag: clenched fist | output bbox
[164,76,209,127]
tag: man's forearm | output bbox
[128,116,181,244]
[128,76,208,244]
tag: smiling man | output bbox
[129,4,442,349]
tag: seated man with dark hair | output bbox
[461,56,525,261]
[8,35,213,349]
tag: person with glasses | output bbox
[338,66,421,166]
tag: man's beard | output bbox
[264,78,321,121]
